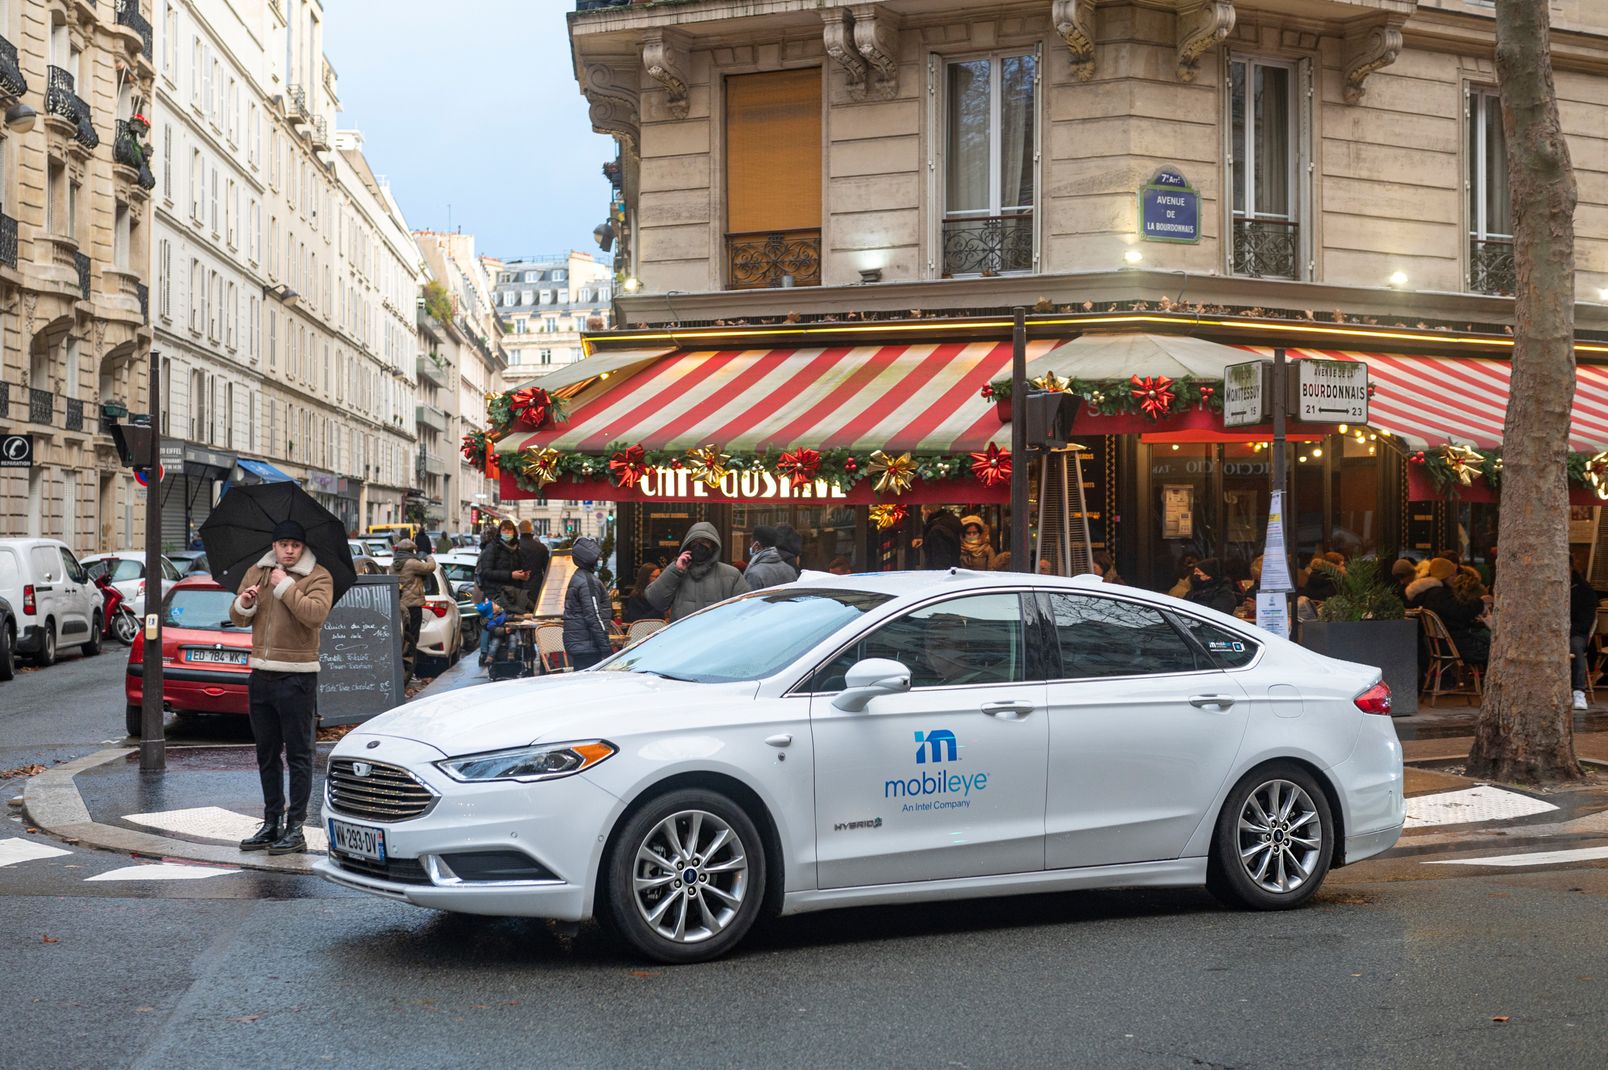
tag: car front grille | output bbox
[329,853,431,885]
[326,759,437,822]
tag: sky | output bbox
[323,0,617,262]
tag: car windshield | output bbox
[600,589,892,684]
[163,588,238,629]
[89,558,144,583]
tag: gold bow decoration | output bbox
[684,443,731,489]
[869,504,908,531]
[1586,450,1608,500]
[867,449,917,496]
[1032,371,1070,394]
[517,447,563,489]
[1439,443,1485,486]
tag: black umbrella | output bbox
[200,482,357,603]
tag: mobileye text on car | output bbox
[314,571,1404,964]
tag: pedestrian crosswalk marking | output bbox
[0,838,72,868]
[125,806,328,852]
[1404,786,1558,828]
[1424,846,1608,868]
[85,863,241,882]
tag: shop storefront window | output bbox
[1333,434,1381,558]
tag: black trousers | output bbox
[401,605,423,677]
[248,669,319,826]
[570,650,606,671]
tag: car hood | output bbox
[350,671,759,757]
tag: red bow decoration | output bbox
[969,443,1011,488]
[508,387,551,429]
[1129,374,1176,419]
[608,445,648,489]
[777,447,822,488]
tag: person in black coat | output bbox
[1570,567,1599,709]
[1407,557,1488,666]
[477,519,531,614]
[916,507,964,570]
[562,537,612,670]
[1185,557,1240,616]
[516,520,551,606]
[621,561,664,623]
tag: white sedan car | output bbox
[316,571,1403,963]
[81,551,182,616]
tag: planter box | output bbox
[1298,618,1419,716]
[995,398,1011,422]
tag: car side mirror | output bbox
[832,657,912,712]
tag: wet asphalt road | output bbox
[3,655,1608,1069]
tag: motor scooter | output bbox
[94,572,140,645]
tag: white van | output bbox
[0,539,105,666]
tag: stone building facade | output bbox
[0,0,156,548]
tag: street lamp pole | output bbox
[140,349,166,772]
[1010,307,1030,571]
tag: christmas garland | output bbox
[461,430,495,473]
[486,386,569,435]
[505,441,1000,499]
[981,374,1223,419]
[1413,442,1608,499]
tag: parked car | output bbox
[0,538,105,666]
[124,575,252,737]
[317,571,1405,963]
[435,551,484,646]
[414,558,463,674]
[346,541,386,576]
[81,551,182,616]
[0,594,16,681]
[362,539,394,567]
[166,551,211,577]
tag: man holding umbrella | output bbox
[205,484,352,857]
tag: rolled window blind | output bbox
[725,68,822,234]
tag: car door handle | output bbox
[1189,694,1237,709]
[980,700,1035,719]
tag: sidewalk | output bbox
[17,670,1608,877]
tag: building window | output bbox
[540,348,552,365]
[1468,87,1514,295]
[188,258,201,333]
[114,203,130,269]
[941,51,1037,278]
[159,240,172,319]
[520,289,533,305]
[190,148,203,221]
[190,369,208,442]
[1228,56,1304,281]
[725,68,822,289]
[523,270,538,283]
[162,125,172,201]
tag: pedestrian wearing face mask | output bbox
[646,521,748,620]
[743,525,797,590]
[1184,557,1240,615]
[476,519,532,614]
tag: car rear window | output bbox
[1172,614,1261,669]
[88,558,144,583]
[163,588,239,629]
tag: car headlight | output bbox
[434,740,617,783]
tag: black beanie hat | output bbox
[271,519,307,543]
[1194,556,1222,580]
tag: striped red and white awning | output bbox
[1275,348,1608,451]
[498,341,1057,456]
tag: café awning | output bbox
[505,347,676,396]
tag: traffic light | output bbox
[565,519,579,536]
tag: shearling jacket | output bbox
[229,548,335,672]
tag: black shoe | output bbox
[240,820,283,852]
[267,827,307,855]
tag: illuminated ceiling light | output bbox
[1298,454,1309,463]
[1124,248,1144,265]
[1312,447,1323,457]
[1170,443,1181,451]
[1369,446,1376,455]
[1338,423,1349,434]
[1389,270,1409,287]
[622,277,642,293]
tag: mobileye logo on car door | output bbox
[885,729,989,810]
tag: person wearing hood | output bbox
[647,521,748,620]
[1406,556,1489,666]
[744,525,798,590]
[477,519,531,614]
[1184,557,1239,615]
[391,538,437,684]
[914,506,964,570]
[959,514,999,571]
[563,537,613,670]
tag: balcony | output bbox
[0,35,28,99]
[30,388,53,426]
[1470,236,1516,297]
[311,116,330,149]
[415,403,448,433]
[65,398,85,432]
[416,354,448,387]
[46,66,98,150]
[74,252,91,301]
[0,211,16,269]
[941,213,1034,278]
[286,84,310,125]
[114,120,157,190]
[725,229,822,290]
[417,448,450,478]
[115,0,153,59]
[1231,216,1300,281]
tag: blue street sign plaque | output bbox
[1138,166,1201,244]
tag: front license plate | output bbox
[185,648,248,665]
[328,818,387,862]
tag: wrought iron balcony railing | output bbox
[1230,216,1300,280]
[725,229,822,290]
[65,398,85,432]
[0,211,16,268]
[114,120,157,189]
[941,213,1034,277]
[576,0,633,9]
[47,66,98,149]
[30,388,54,426]
[0,35,27,98]
[74,252,91,301]
[311,116,330,148]
[286,84,310,123]
[115,0,153,59]
[1470,235,1516,296]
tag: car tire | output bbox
[83,613,102,656]
[34,621,57,667]
[112,609,139,645]
[1207,761,1334,911]
[603,788,767,964]
[126,704,142,739]
[0,623,14,681]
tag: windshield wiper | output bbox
[633,668,698,682]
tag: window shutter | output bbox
[725,68,822,234]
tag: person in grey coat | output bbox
[743,525,797,590]
[647,521,748,620]
[562,537,612,671]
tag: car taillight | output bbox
[426,601,449,618]
[22,584,36,615]
[1354,682,1392,715]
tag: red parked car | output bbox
[125,574,252,737]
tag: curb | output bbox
[21,748,321,875]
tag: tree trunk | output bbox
[1467,0,1583,784]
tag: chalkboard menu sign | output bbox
[318,573,405,726]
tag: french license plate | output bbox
[328,818,387,862]
[186,648,248,665]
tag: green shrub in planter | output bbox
[1302,557,1417,715]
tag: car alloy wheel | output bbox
[632,809,749,944]
[1236,779,1323,895]
[112,609,139,645]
